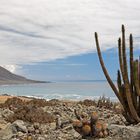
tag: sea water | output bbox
[0,81,117,101]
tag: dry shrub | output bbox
[0,97,25,109]
[78,99,97,106]
[97,96,113,109]
[0,97,57,123]
[0,97,58,110]
[78,97,121,113]
[6,105,56,123]
[27,99,48,107]
[27,98,59,107]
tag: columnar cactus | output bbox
[139,57,140,84]
[95,25,140,124]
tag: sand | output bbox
[0,95,31,104]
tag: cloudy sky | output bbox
[0,0,140,81]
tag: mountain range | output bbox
[0,66,46,85]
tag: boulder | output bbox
[12,120,27,133]
[108,124,140,139]
[0,123,14,140]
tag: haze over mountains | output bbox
[0,66,45,85]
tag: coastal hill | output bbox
[0,66,46,85]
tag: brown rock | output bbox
[27,136,33,140]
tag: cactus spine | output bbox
[95,25,140,123]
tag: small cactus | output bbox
[82,118,90,125]
[102,122,108,131]
[91,111,98,123]
[95,120,102,132]
[82,125,91,136]
[72,120,83,134]
[98,131,104,138]
[103,130,108,137]
[72,120,83,128]
[73,111,108,138]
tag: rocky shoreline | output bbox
[0,95,140,140]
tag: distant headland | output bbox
[0,66,48,85]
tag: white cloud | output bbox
[1,65,21,73]
[40,63,87,66]
[0,0,139,67]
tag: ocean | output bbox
[0,81,117,101]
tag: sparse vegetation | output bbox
[78,97,121,113]
[0,96,131,139]
[6,105,56,123]
[0,97,57,123]
[78,99,97,106]
[97,96,113,109]
[0,97,25,109]
[27,98,59,106]
[0,97,58,110]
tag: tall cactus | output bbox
[95,25,140,123]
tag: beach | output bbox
[0,95,139,140]
[0,82,117,101]
[0,95,31,104]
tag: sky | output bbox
[0,0,140,81]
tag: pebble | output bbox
[0,100,135,140]
[28,126,35,133]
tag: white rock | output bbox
[12,120,27,133]
[1,109,14,118]
[108,124,140,139]
[0,123,13,140]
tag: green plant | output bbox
[95,25,140,124]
